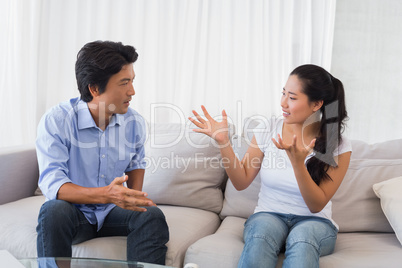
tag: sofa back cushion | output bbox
[142,123,228,213]
[332,139,402,232]
[0,145,39,205]
[350,139,402,160]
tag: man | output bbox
[36,41,169,264]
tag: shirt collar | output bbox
[77,100,122,130]
[109,113,123,127]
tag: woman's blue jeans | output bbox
[36,200,169,265]
[238,212,338,268]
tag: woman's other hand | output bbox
[272,134,316,165]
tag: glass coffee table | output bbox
[19,257,175,268]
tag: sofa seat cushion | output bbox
[0,196,43,258]
[320,233,402,267]
[0,196,221,268]
[158,205,221,267]
[185,216,402,268]
[185,216,285,268]
[184,216,246,268]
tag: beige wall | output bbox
[331,0,402,143]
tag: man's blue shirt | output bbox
[36,97,147,230]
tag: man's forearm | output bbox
[57,182,108,204]
[56,174,154,212]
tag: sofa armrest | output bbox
[0,145,39,205]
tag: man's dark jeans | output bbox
[37,200,169,265]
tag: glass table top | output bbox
[19,257,175,268]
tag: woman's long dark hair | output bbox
[290,64,348,185]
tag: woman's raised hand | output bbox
[189,105,229,145]
[272,134,316,164]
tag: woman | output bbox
[189,64,351,268]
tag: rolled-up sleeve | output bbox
[126,113,147,171]
[36,112,72,200]
[127,144,146,171]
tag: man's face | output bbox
[96,63,136,116]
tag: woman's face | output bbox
[281,75,321,124]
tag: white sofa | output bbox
[1,122,402,268]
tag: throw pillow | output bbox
[373,176,402,245]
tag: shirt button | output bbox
[102,154,105,158]
[101,174,105,178]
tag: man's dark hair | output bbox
[75,41,138,102]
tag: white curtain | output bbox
[0,0,336,148]
[0,0,41,148]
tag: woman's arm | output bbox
[220,136,264,190]
[291,152,351,213]
[189,106,264,190]
[273,134,351,213]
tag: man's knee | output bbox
[139,206,166,223]
[38,200,76,224]
[37,200,78,257]
[129,206,169,238]
[145,206,166,219]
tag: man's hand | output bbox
[106,175,156,212]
